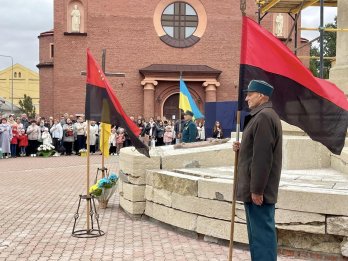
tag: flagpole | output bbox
[228,111,241,261]
[228,1,246,260]
[101,49,106,178]
[102,125,105,178]
[86,120,91,232]
[179,71,183,143]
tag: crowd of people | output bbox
[0,112,225,159]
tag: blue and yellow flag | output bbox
[179,79,204,119]
[99,123,111,157]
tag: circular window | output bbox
[161,2,198,40]
[154,0,206,48]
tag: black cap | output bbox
[184,110,194,117]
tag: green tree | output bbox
[19,94,36,118]
[309,17,336,79]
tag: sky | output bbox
[0,1,337,72]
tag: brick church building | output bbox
[38,0,309,119]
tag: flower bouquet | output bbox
[89,173,119,209]
[79,149,87,157]
[37,144,55,157]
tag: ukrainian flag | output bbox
[179,79,204,119]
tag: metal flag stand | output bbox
[71,121,105,238]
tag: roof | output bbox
[0,97,21,114]
[38,30,54,38]
[139,64,222,76]
[260,0,337,14]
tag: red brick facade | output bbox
[38,0,309,119]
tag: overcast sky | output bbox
[0,1,337,72]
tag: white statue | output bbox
[275,14,284,37]
[71,5,81,32]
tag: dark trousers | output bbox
[109,145,116,154]
[244,203,277,261]
[52,138,60,151]
[156,137,164,146]
[90,145,96,153]
[76,135,86,153]
[64,142,73,155]
[28,140,39,155]
[10,144,17,157]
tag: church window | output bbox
[18,72,22,78]
[14,72,17,78]
[161,2,198,40]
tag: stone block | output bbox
[145,185,153,202]
[152,188,172,207]
[161,143,234,170]
[277,229,342,254]
[172,193,235,221]
[119,148,161,184]
[331,147,348,175]
[118,179,146,202]
[198,178,233,201]
[282,136,331,170]
[342,237,348,257]
[196,216,248,243]
[275,209,325,234]
[119,195,145,215]
[145,201,197,231]
[281,121,306,136]
[277,186,348,216]
[152,170,199,196]
[327,216,348,237]
[145,170,154,186]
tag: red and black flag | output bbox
[238,16,348,155]
[85,49,150,157]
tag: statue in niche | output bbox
[275,13,284,37]
[71,5,81,32]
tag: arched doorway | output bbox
[163,93,180,120]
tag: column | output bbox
[141,80,158,120]
[203,81,220,102]
[329,0,348,95]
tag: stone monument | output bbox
[330,0,348,95]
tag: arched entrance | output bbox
[163,93,179,120]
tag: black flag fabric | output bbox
[239,16,348,155]
[85,49,150,157]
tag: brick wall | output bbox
[40,0,310,118]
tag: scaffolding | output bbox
[256,0,339,78]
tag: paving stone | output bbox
[0,155,313,261]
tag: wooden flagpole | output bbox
[101,49,106,178]
[228,1,246,260]
[228,112,241,260]
[86,120,91,232]
[101,124,105,178]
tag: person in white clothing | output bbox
[50,119,63,154]
[41,128,52,146]
[109,127,117,155]
[89,121,99,153]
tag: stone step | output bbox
[146,167,348,216]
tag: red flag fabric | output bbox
[85,49,150,157]
[238,17,348,155]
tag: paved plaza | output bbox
[0,156,315,260]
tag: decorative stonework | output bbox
[153,0,207,48]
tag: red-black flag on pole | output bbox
[238,17,348,155]
[85,49,150,158]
